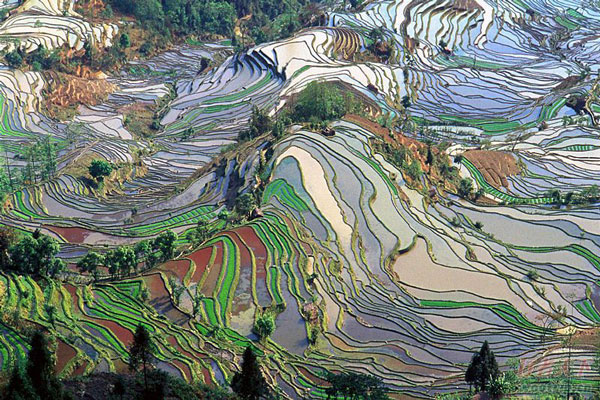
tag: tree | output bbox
[88,159,113,182]
[0,226,16,269]
[235,193,256,217]
[325,371,390,400]
[129,324,154,393]
[293,81,347,123]
[526,269,539,281]
[187,220,213,247]
[458,178,474,198]
[77,251,104,280]
[231,346,269,400]
[153,230,177,262]
[45,304,57,326]
[426,146,434,165]
[401,95,411,109]
[134,240,152,269]
[105,246,137,277]
[465,341,499,393]
[9,233,63,277]
[5,50,23,68]
[239,106,273,141]
[27,330,63,399]
[254,313,275,340]
[168,276,185,306]
[119,33,131,48]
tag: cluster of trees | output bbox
[291,81,362,128]
[367,28,392,62]
[80,31,134,72]
[129,325,271,399]
[546,185,600,206]
[106,0,311,43]
[21,136,58,184]
[240,81,366,142]
[372,141,423,183]
[253,312,275,340]
[325,371,389,400]
[186,219,218,247]
[107,0,234,37]
[0,327,234,400]
[88,159,113,183]
[0,136,58,205]
[464,341,519,399]
[0,228,65,278]
[238,106,286,142]
[77,230,177,280]
[4,45,60,70]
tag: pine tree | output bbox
[129,325,154,392]
[465,340,499,392]
[27,330,63,399]
[1,366,37,400]
[231,346,269,400]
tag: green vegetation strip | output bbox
[420,300,544,332]
[263,179,309,212]
[462,158,553,204]
[511,244,600,271]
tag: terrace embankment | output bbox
[464,150,519,189]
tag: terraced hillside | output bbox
[0,0,600,398]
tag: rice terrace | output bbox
[0,0,598,398]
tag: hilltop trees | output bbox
[239,106,274,141]
[465,341,499,393]
[105,246,137,278]
[293,81,347,124]
[458,178,474,199]
[89,159,113,182]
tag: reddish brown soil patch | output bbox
[65,284,82,312]
[144,273,189,324]
[166,336,197,361]
[464,150,519,189]
[345,114,424,151]
[236,226,267,279]
[95,318,133,346]
[44,225,94,244]
[199,243,223,295]
[573,327,600,347]
[160,259,191,282]
[298,366,327,386]
[55,339,77,374]
[227,231,251,270]
[70,360,88,376]
[46,71,116,108]
[119,102,157,137]
[173,359,192,381]
[188,247,213,282]
[201,367,213,385]
[345,113,437,186]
